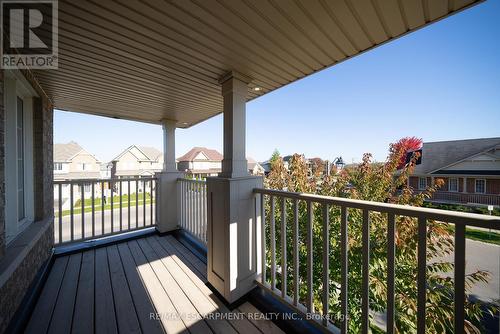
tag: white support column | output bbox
[207,71,263,304]
[162,119,177,172]
[463,177,467,193]
[219,71,250,178]
[156,119,183,233]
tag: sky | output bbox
[54,1,500,164]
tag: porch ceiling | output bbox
[34,0,482,128]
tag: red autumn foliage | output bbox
[390,136,423,169]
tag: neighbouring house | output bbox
[407,137,500,207]
[247,157,265,176]
[177,147,223,178]
[53,141,101,204]
[110,145,163,194]
[177,147,263,177]
[111,145,163,179]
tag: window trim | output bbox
[4,70,38,244]
[475,179,486,194]
[448,178,459,192]
[418,177,427,190]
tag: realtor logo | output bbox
[1,0,58,69]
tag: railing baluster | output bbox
[340,206,348,333]
[135,177,139,227]
[362,209,370,334]
[454,224,466,334]
[111,180,114,233]
[307,200,313,313]
[281,197,287,298]
[128,180,131,230]
[143,179,146,227]
[417,216,427,334]
[387,213,396,334]
[270,196,276,291]
[261,193,266,284]
[91,182,95,238]
[58,184,62,244]
[101,181,104,235]
[70,183,74,241]
[322,203,329,326]
[81,183,85,239]
[293,199,299,306]
[150,179,153,226]
[119,180,123,231]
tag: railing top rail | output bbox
[54,176,157,184]
[254,188,500,228]
[177,178,206,183]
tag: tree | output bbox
[264,141,494,333]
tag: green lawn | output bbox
[74,193,151,207]
[55,198,155,217]
[464,227,500,246]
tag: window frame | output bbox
[418,177,427,190]
[4,70,37,244]
[54,162,63,171]
[448,178,459,192]
[475,179,486,194]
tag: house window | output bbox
[5,72,36,244]
[54,162,63,171]
[448,178,458,192]
[418,177,427,190]
[84,183,91,192]
[475,179,486,194]
[17,97,25,221]
[80,163,87,171]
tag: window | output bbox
[475,179,486,194]
[17,97,25,221]
[418,177,427,190]
[4,71,36,244]
[54,162,63,171]
[80,163,87,171]
[84,183,91,192]
[448,178,458,192]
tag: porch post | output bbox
[156,119,183,233]
[207,71,263,303]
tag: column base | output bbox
[206,175,263,304]
[155,171,184,233]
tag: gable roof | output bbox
[112,145,162,162]
[137,146,162,161]
[412,137,500,174]
[177,147,223,162]
[54,141,100,162]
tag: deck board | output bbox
[72,250,95,334]
[95,247,118,334]
[25,234,281,334]
[107,244,142,334]
[25,256,69,334]
[47,253,82,334]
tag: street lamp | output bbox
[334,156,345,170]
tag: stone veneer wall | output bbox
[0,221,53,332]
[0,69,54,333]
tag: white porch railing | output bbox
[53,177,157,245]
[253,188,500,334]
[430,191,500,206]
[178,178,207,246]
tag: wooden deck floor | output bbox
[25,234,283,334]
